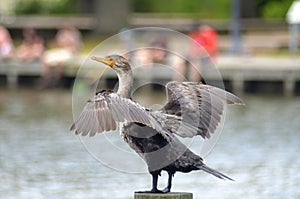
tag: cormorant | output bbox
[70,54,243,193]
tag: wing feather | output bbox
[70,91,171,140]
[161,81,244,139]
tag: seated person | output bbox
[16,28,44,62]
[0,26,14,61]
[40,26,82,88]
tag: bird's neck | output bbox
[117,70,133,98]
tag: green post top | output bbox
[134,192,193,199]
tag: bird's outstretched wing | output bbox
[160,81,244,139]
[70,91,171,140]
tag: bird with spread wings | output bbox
[70,54,244,193]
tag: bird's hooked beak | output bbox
[91,56,115,68]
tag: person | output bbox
[191,25,218,81]
[150,37,169,65]
[16,28,44,62]
[40,26,82,88]
[174,25,218,82]
[0,26,14,61]
[134,37,169,67]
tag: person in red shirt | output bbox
[186,25,218,82]
[198,25,218,60]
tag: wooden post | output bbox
[134,192,193,199]
[284,72,296,97]
[232,71,244,96]
[6,61,18,89]
[94,0,130,34]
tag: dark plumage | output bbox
[70,54,244,193]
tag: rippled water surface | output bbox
[0,89,300,199]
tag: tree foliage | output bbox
[132,0,294,19]
[15,0,75,15]
[15,0,294,19]
[131,0,231,18]
[257,0,294,18]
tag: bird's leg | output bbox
[136,171,163,193]
[148,171,164,193]
[162,172,173,193]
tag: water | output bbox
[0,89,300,199]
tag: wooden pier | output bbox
[1,56,300,96]
[216,56,300,96]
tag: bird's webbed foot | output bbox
[136,188,164,194]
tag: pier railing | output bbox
[1,55,300,96]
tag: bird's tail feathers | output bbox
[199,165,234,181]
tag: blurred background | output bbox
[0,0,300,198]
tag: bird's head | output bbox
[91,54,131,74]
